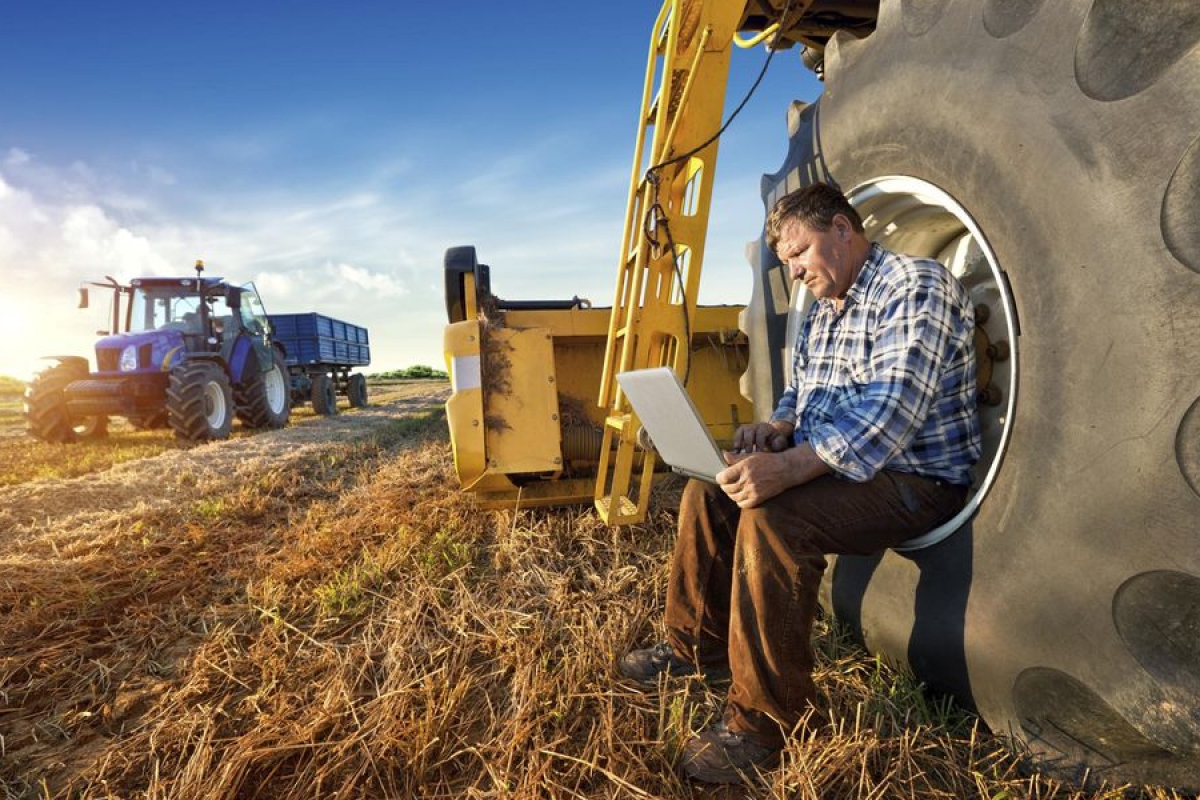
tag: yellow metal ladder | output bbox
[593,0,747,524]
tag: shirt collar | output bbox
[841,241,885,309]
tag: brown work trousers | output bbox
[665,471,967,748]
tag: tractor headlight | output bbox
[119,344,139,372]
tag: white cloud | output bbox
[249,271,296,298]
[0,127,698,378]
[59,205,174,275]
[334,262,407,298]
[5,148,30,167]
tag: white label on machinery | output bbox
[452,355,482,392]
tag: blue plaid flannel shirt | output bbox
[770,243,981,486]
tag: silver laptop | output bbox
[616,367,727,483]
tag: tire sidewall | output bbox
[263,350,291,427]
[168,362,234,441]
[348,373,368,408]
[311,373,338,416]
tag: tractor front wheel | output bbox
[72,415,109,439]
[167,362,234,442]
[24,361,89,443]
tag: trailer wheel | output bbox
[167,361,234,441]
[311,373,338,416]
[347,373,368,408]
[747,0,1200,788]
[24,361,89,443]
[236,349,291,429]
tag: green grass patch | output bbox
[415,524,476,582]
[374,407,447,446]
[369,365,448,380]
[313,553,391,620]
[0,430,180,486]
[193,498,229,519]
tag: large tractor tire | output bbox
[742,0,1200,789]
[166,361,234,442]
[311,373,338,416]
[235,349,291,429]
[24,360,107,443]
[347,373,368,408]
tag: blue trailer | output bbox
[267,313,371,415]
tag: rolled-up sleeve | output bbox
[771,386,798,426]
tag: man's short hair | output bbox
[766,183,865,250]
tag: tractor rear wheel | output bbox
[235,349,291,429]
[347,373,368,408]
[167,362,234,442]
[24,361,90,443]
[311,373,338,415]
[745,0,1200,788]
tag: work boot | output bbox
[679,720,780,784]
[617,642,730,687]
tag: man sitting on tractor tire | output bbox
[619,182,982,784]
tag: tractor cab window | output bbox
[208,293,236,340]
[130,288,203,333]
[239,283,271,337]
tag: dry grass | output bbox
[0,379,26,439]
[0,381,1189,799]
[0,381,436,485]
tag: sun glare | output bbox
[0,300,37,379]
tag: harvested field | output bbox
[0,379,1186,799]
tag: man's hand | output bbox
[716,441,832,509]
[730,420,793,455]
[717,451,794,508]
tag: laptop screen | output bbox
[616,367,727,483]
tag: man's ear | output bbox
[834,214,850,242]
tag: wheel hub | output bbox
[203,381,226,427]
[847,176,1019,551]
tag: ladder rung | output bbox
[605,414,631,431]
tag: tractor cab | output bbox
[33,262,292,443]
[85,270,276,379]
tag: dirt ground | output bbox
[0,382,448,550]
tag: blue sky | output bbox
[0,1,822,379]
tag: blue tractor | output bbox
[25,261,291,443]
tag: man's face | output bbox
[774,214,857,303]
